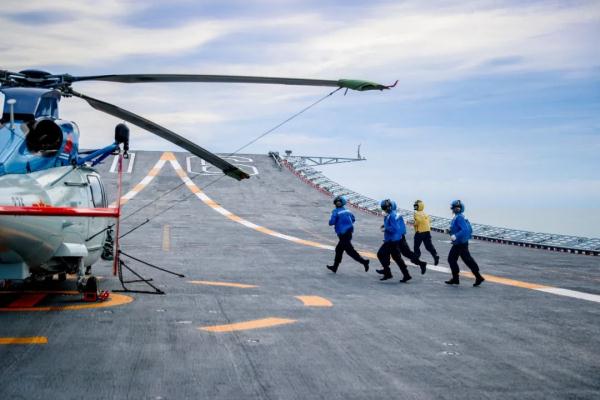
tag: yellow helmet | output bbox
[413,200,424,211]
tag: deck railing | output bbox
[281,155,599,256]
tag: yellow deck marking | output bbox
[147,168,161,177]
[295,296,333,307]
[359,251,378,259]
[109,156,170,207]
[162,224,171,252]
[189,280,257,289]
[460,271,549,289]
[199,317,296,333]
[0,337,48,345]
[0,293,133,312]
[161,152,177,161]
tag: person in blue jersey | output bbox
[445,200,485,286]
[375,199,413,282]
[327,195,370,274]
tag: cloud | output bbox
[0,1,234,68]
[4,1,598,79]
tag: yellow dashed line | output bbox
[161,152,177,161]
[147,168,161,177]
[199,317,296,333]
[189,280,257,289]
[461,271,549,289]
[295,238,329,248]
[110,157,168,207]
[228,215,244,223]
[359,251,378,259]
[254,226,272,234]
[295,296,333,307]
[0,337,48,345]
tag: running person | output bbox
[413,200,440,265]
[445,200,485,286]
[376,199,412,282]
[327,196,370,273]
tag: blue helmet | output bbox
[333,195,347,206]
[450,199,464,213]
[380,199,392,212]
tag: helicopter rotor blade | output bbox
[68,89,250,181]
[67,74,393,91]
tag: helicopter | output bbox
[0,68,394,294]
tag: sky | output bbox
[1,0,599,238]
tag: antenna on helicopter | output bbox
[6,98,16,131]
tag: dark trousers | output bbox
[377,241,410,278]
[333,230,366,268]
[448,242,481,278]
[398,235,421,264]
[414,231,438,259]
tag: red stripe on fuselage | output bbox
[0,206,119,217]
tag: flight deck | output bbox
[1,151,598,400]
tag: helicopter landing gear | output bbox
[75,258,95,292]
[58,272,67,281]
[77,275,98,293]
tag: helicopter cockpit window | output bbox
[87,175,107,208]
[35,97,58,118]
[1,93,38,115]
[1,92,39,122]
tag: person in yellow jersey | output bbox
[412,200,440,266]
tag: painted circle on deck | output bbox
[0,291,133,312]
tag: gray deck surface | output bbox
[1,151,598,400]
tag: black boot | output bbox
[376,269,385,275]
[326,265,338,274]
[445,277,459,285]
[363,259,370,272]
[473,274,485,287]
[399,275,412,283]
[433,255,440,266]
[419,261,427,275]
[380,272,393,281]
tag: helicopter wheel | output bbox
[77,275,98,293]
[58,272,67,282]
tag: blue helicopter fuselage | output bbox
[0,87,80,176]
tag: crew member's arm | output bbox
[329,209,338,226]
